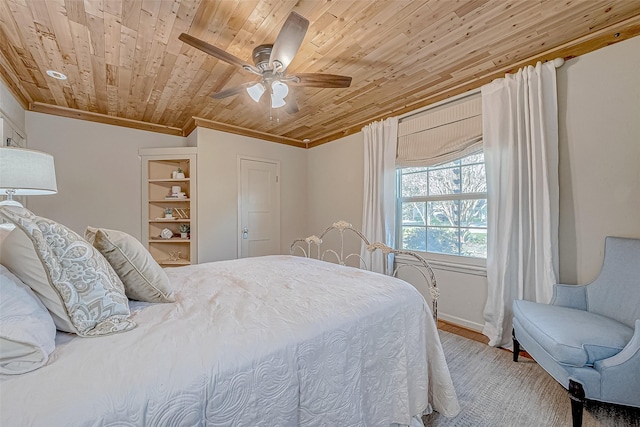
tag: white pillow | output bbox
[85,227,175,303]
[0,265,56,375]
[0,222,14,251]
[0,206,136,337]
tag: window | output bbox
[397,151,487,258]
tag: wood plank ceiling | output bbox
[1,0,639,148]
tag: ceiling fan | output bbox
[179,12,352,114]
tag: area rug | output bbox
[423,331,640,427]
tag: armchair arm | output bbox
[595,319,640,371]
[593,320,640,406]
[550,284,587,310]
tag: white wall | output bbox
[193,128,308,263]
[557,35,640,284]
[26,112,186,239]
[0,80,25,135]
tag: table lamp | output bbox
[0,147,57,207]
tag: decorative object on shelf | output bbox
[166,185,187,200]
[168,251,182,262]
[173,208,189,219]
[164,208,173,219]
[160,228,173,239]
[172,168,185,180]
[179,224,190,239]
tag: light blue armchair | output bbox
[512,236,640,427]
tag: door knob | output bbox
[242,227,248,239]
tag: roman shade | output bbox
[397,94,482,167]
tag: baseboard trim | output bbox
[438,313,484,332]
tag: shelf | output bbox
[149,219,191,223]
[148,178,190,183]
[149,199,191,202]
[149,238,190,242]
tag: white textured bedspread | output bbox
[0,255,459,426]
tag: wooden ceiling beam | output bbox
[29,102,183,136]
[192,116,306,148]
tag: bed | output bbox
[0,209,459,426]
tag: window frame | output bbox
[395,151,488,272]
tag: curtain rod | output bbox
[399,57,564,122]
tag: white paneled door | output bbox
[238,157,280,258]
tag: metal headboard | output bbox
[290,220,439,320]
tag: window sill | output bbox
[395,252,487,276]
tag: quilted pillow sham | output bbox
[0,206,135,337]
[85,227,175,303]
[0,265,56,375]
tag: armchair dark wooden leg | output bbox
[568,380,585,427]
[512,329,520,362]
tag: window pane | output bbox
[461,228,487,258]
[462,163,487,193]
[401,171,428,197]
[396,150,487,259]
[427,200,459,226]
[402,202,426,225]
[428,167,460,195]
[460,199,487,227]
[461,151,484,165]
[402,226,426,251]
[427,228,460,256]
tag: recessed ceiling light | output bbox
[46,70,67,80]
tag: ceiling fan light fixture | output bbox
[270,81,289,109]
[247,82,266,102]
[271,94,286,109]
[271,80,289,99]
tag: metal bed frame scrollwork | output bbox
[290,220,439,320]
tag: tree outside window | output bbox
[398,151,487,258]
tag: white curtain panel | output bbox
[361,117,398,274]
[481,61,560,347]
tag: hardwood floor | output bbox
[437,319,533,359]
[437,320,489,344]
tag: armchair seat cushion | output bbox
[513,300,633,367]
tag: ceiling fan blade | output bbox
[179,33,254,71]
[269,12,309,72]
[288,73,352,88]
[211,81,257,99]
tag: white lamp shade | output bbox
[0,148,58,195]
[246,82,266,102]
